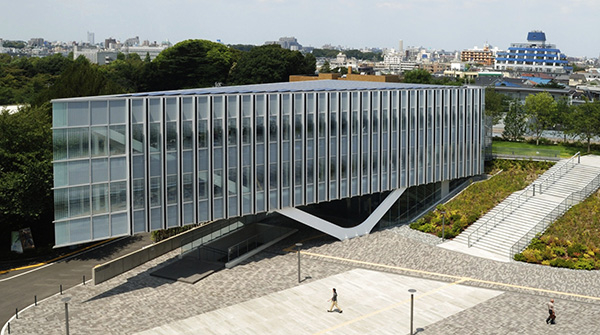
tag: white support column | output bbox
[277,187,406,240]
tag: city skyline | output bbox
[2,0,599,58]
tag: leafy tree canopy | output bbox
[48,56,123,99]
[567,100,600,153]
[319,61,332,73]
[485,87,509,125]
[228,44,256,52]
[229,44,315,85]
[524,92,557,145]
[0,104,53,236]
[402,69,433,84]
[2,40,27,49]
[147,39,238,91]
[503,99,527,141]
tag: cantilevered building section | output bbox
[51,80,486,247]
[495,31,571,73]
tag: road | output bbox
[0,233,152,327]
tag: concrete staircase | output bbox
[441,154,600,262]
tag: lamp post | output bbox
[61,297,71,335]
[296,243,303,283]
[408,289,416,335]
[440,211,446,241]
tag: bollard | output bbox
[15,308,18,319]
[7,322,9,334]
[35,295,37,306]
[60,284,63,295]
[83,275,86,285]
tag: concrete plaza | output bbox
[4,225,600,334]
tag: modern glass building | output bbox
[52,80,486,247]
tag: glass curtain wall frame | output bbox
[52,98,132,247]
[51,85,486,247]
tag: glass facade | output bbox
[52,82,486,247]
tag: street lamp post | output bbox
[61,297,71,335]
[440,211,446,241]
[296,243,303,283]
[408,289,417,335]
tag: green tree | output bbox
[331,66,349,75]
[484,87,509,125]
[536,81,564,89]
[228,44,255,52]
[503,100,527,141]
[229,44,315,85]
[568,100,600,153]
[312,49,342,58]
[0,104,54,242]
[100,53,144,92]
[147,39,237,91]
[524,92,557,145]
[402,69,433,84]
[48,56,122,99]
[319,61,332,73]
[554,96,572,143]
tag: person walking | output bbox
[327,288,343,313]
[546,299,556,324]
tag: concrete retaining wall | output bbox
[93,221,237,285]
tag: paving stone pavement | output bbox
[4,224,600,334]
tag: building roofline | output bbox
[51,80,467,103]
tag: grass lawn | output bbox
[514,189,600,270]
[410,160,553,239]
[492,138,600,158]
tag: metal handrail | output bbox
[510,170,600,257]
[227,233,261,261]
[533,152,580,195]
[467,152,580,247]
[180,220,244,255]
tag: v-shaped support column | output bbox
[276,188,406,240]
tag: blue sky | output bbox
[2,0,598,58]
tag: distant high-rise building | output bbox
[87,32,95,45]
[265,36,302,50]
[29,38,44,47]
[461,44,495,66]
[398,40,404,54]
[124,36,140,47]
[105,38,117,49]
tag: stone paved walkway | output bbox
[4,225,600,334]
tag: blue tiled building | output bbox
[495,31,571,73]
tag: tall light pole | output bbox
[296,243,303,283]
[408,289,416,335]
[61,297,71,335]
[440,211,446,241]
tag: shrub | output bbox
[150,225,195,242]
[522,249,541,263]
[529,237,546,251]
[549,258,574,269]
[551,246,566,257]
[567,243,587,257]
[514,253,526,262]
[573,258,595,270]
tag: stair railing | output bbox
[532,152,580,195]
[467,152,580,247]
[510,170,600,257]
